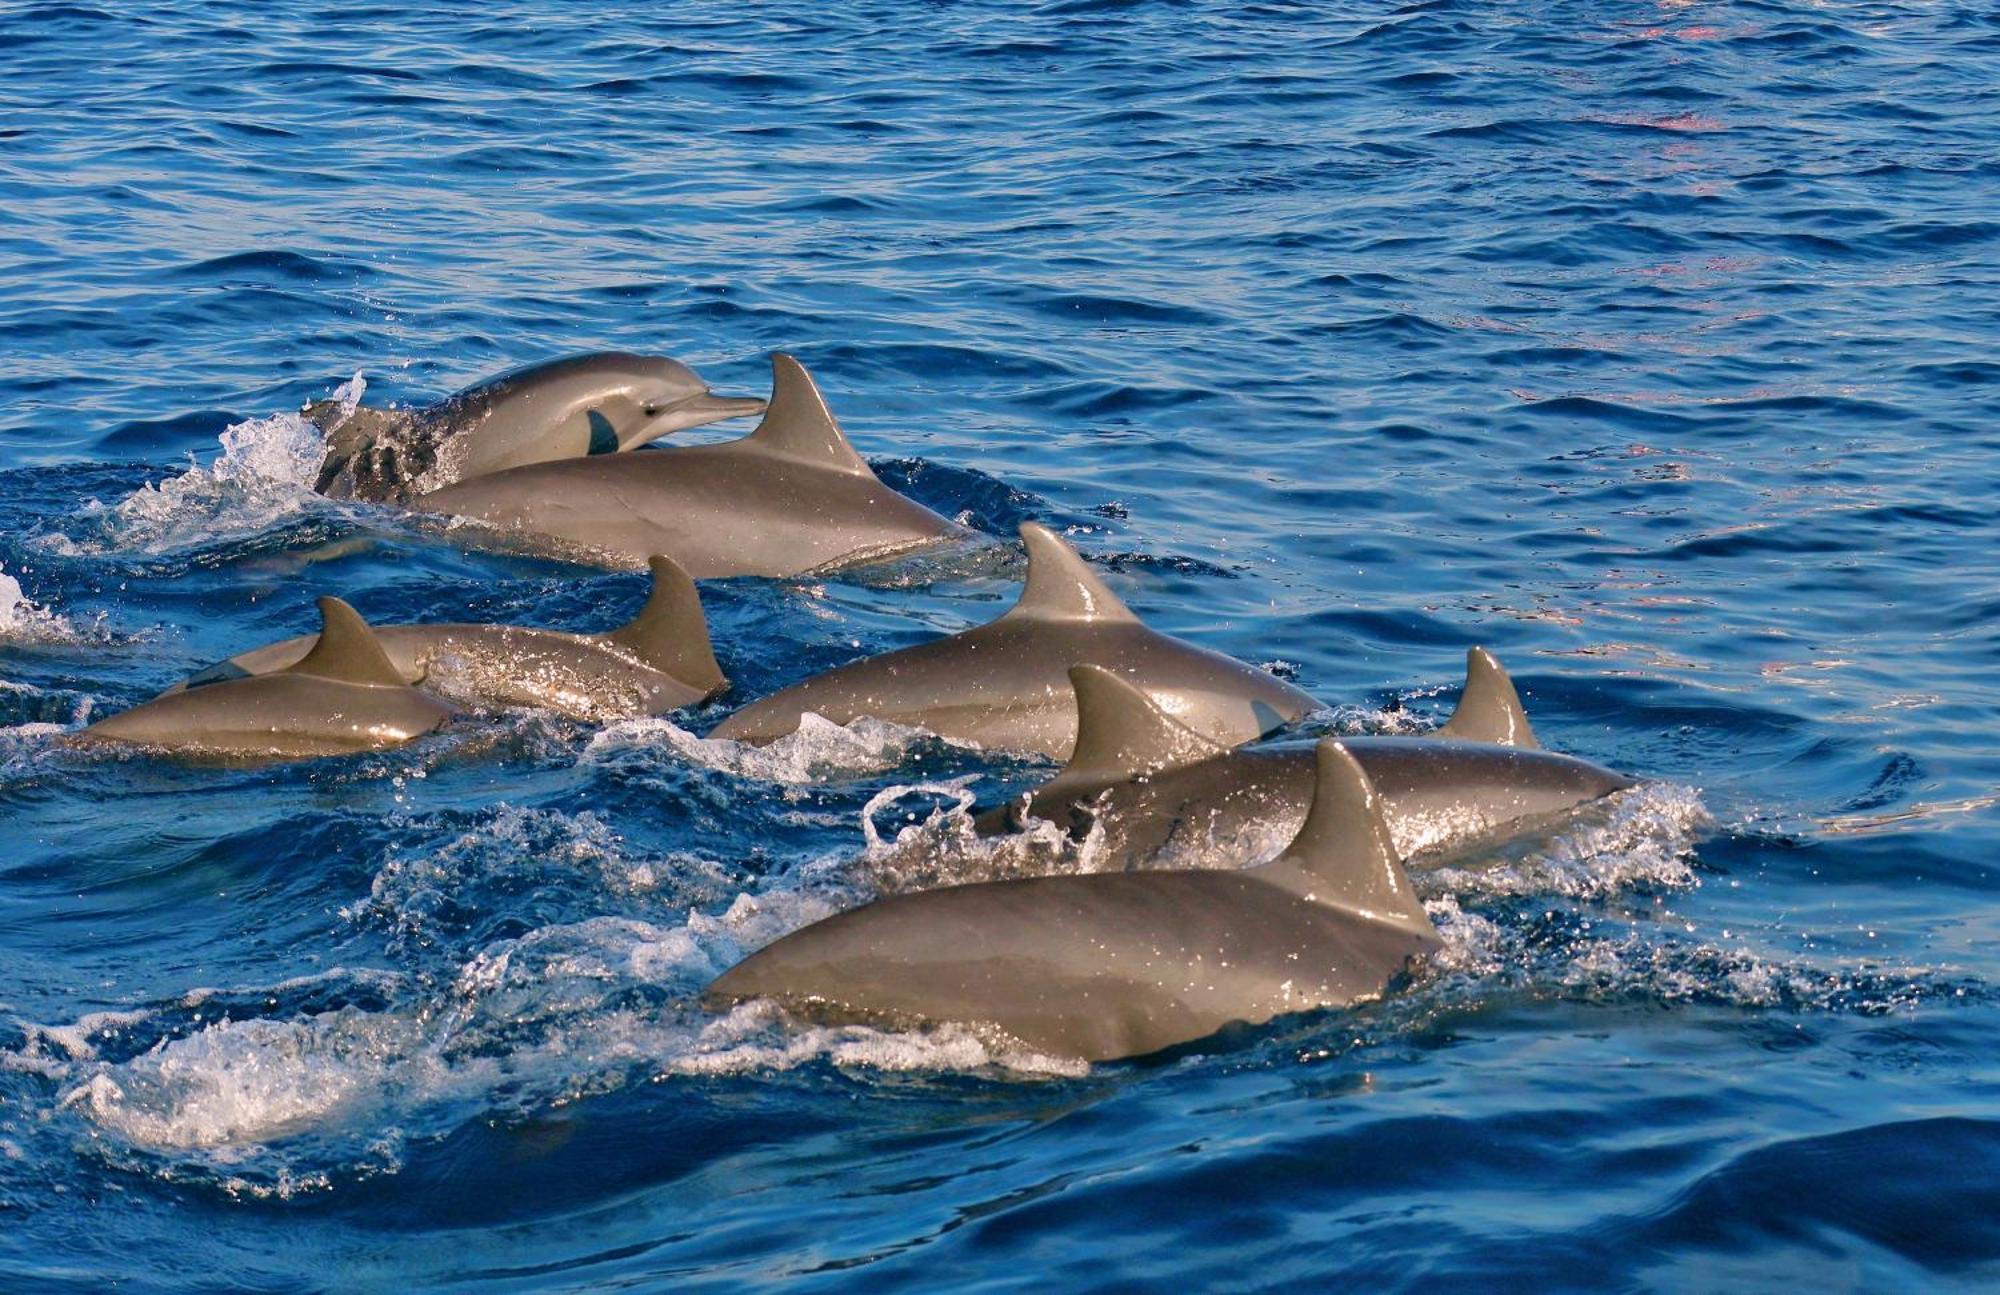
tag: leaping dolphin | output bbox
[710,523,1318,758]
[311,351,767,503]
[73,598,453,762]
[164,555,725,723]
[977,651,1633,866]
[411,355,970,578]
[705,741,1442,1062]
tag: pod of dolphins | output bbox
[74,350,1637,1063]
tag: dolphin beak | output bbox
[625,391,768,447]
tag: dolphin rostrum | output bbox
[705,741,1442,1062]
[74,598,453,762]
[709,522,1318,758]
[410,354,969,578]
[311,351,768,503]
[166,555,725,723]
[977,651,1633,866]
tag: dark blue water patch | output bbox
[1624,1116,2000,1272]
[101,415,244,459]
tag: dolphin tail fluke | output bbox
[605,555,727,695]
[1438,646,1540,749]
[1061,665,1229,781]
[1268,741,1435,940]
[287,598,407,687]
[742,354,875,478]
[1003,524,1140,624]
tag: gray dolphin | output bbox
[163,555,725,723]
[977,651,1633,866]
[705,741,1441,1062]
[709,522,1318,758]
[312,352,767,503]
[74,598,453,762]
[411,354,969,578]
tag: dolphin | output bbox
[709,522,1318,758]
[311,351,767,503]
[705,741,1442,1063]
[163,555,725,723]
[73,598,453,762]
[976,651,1633,866]
[410,354,969,578]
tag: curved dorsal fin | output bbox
[1061,665,1227,781]
[1437,646,1539,749]
[603,554,727,694]
[1001,524,1139,624]
[741,354,874,477]
[288,597,406,687]
[1265,741,1433,937]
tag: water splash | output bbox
[587,710,962,785]
[1431,782,1713,900]
[0,563,82,643]
[853,776,1106,893]
[54,374,361,557]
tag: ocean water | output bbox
[2,0,1997,1288]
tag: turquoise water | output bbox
[3,1,1998,1288]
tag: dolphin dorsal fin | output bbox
[1002,524,1139,624]
[603,554,726,692]
[287,597,406,687]
[1438,647,1539,748]
[1265,741,1433,937]
[741,354,874,478]
[1061,665,1227,780]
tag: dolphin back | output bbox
[707,741,1438,1062]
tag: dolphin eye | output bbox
[641,402,661,416]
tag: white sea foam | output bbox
[340,805,721,949]
[662,1000,1087,1079]
[852,777,1105,893]
[587,710,956,785]
[1429,781,1711,900]
[0,563,83,643]
[54,374,361,557]
[62,1010,439,1152]
[5,1009,153,1079]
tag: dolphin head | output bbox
[318,351,771,501]
[547,352,768,452]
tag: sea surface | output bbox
[2,1,1997,1289]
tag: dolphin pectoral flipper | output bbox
[1003,523,1140,624]
[602,554,727,695]
[1261,741,1436,940]
[1437,646,1539,749]
[741,354,875,478]
[288,598,408,687]
[1060,665,1231,781]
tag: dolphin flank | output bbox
[311,351,767,503]
[705,741,1443,1063]
[73,598,454,763]
[412,354,968,578]
[164,555,726,723]
[976,651,1635,867]
[710,522,1318,758]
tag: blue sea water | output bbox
[1,0,1998,1287]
